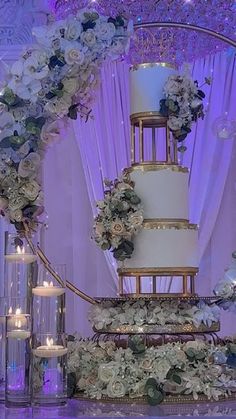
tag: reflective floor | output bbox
[1,399,236,419]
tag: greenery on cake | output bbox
[159,74,211,145]
[68,337,236,404]
[93,174,143,261]
[0,10,131,231]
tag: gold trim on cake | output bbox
[143,220,198,230]
[124,164,189,173]
[130,62,176,71]
[93,322,220,335]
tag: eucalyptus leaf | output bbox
[172,374,182,385]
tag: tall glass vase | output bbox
[32,333,67,406]
[5,313,31,407]
[0,315,5,403]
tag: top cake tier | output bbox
[130,63,177,115]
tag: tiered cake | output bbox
[71,63,236,404]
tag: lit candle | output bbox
[5,246,37,264]
[32,281,65,297]
[33,337,67,358]
[7,319,30,340]
[7,308,28,327]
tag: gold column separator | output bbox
[190,275,195,295]
[131,123,135,164]
[136,276,141,295]
[173,137,178,164]
[139,119,144,162]
[183,275,188,295]
[152,276,157,293]
[152,127,156,161]
[166,124,171,163]
[119,275,124,295]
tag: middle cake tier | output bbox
[125,164,189,220]
[119,221,198,269]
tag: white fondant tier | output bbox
[128,165,189,220]
[120,223,198,269]
[130,63,177,115]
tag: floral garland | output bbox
[93,174,143,261]
[88,299,220,331]
[0,10,131,231]
[159,74,210,146]
[67,337,236,404]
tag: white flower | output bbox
[129,211,143,228]
[107,378,126,398]
[214,280,235,299]
[168,116,183,131]
[109,39,125,58]
[20,180,40,201]
[110,220,125,235]
[44,95,71,117]
[40,121,60,144]
[80,29,97,47]
[98,362,118,383]
[154,359,171,381]
[9,78,42,102]
[62,78,79,95]
[0,111,15,129]
[95,22,116,41]
[18,152,41,178]
[23,55,49,80]
[65,21,82,40]
[17,141,31,159]
[8,195,28,211]
[64,46,85,65]
[9,209,23,222]
[140,358,153,371]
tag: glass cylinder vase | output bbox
[32,264,66,334]
[4,233,38,314]
[32,333,67,406]
[5,313,31,407]
[0,315,5,403]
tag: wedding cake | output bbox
[71,63,236,405]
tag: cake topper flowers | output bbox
[159,74,211,146]
[0,10,132,232]
[93,173,143,261]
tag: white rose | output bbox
[18,152,41,179]
[110,220,125,235]
[214,281,234,299]
[95,22,116,41]
[95,222,105,235]
[45,96,71,117]
[8,196,28,211]
[9,209,23,222]
[107,378,126,398]
[17,141,31,159]
[98,362,118,383]
[140,358,153,371]
[155,360,171,381]
[110,39,125,57]
[65,21,82,40]
[80,29,97,47]
[0,111,15,128]
[40,121,60,144]
[32,191,44,207]
[20,180,40,201]
[23,56,48,80]
[64,46,85,65]
[168,116,183,131]
[62,78,79,95]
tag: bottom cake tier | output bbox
[68,335,236,404]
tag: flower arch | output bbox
[0,10,131,232]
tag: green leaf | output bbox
[68,106,78,120]
[172,374,182,385]
[195,351,206,361]
[147,388,164,406]
[145,377,158,388]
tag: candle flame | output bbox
[16,246,25,255]
[43,281,54,288]
[15,320,22,328]
[15,308,21,315]
[8,306,12,314]
[46,337,53,347]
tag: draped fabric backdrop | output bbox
[38,51,236,335]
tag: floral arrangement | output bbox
[67,337,236,404]
[93,174,143,261]
[213,254,236,312]
[0,10,131,231]
[159,74,211,145]
[88,299,220,331]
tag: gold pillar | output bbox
[139,119,144,162]
[136,276,141,295]
[131,123,135,164]
[119,275,124,295]
[166,124,171,163]
[190,275,195,295]
[152,276,157,293]
[152,127,156,161]
[183,275,188,295]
